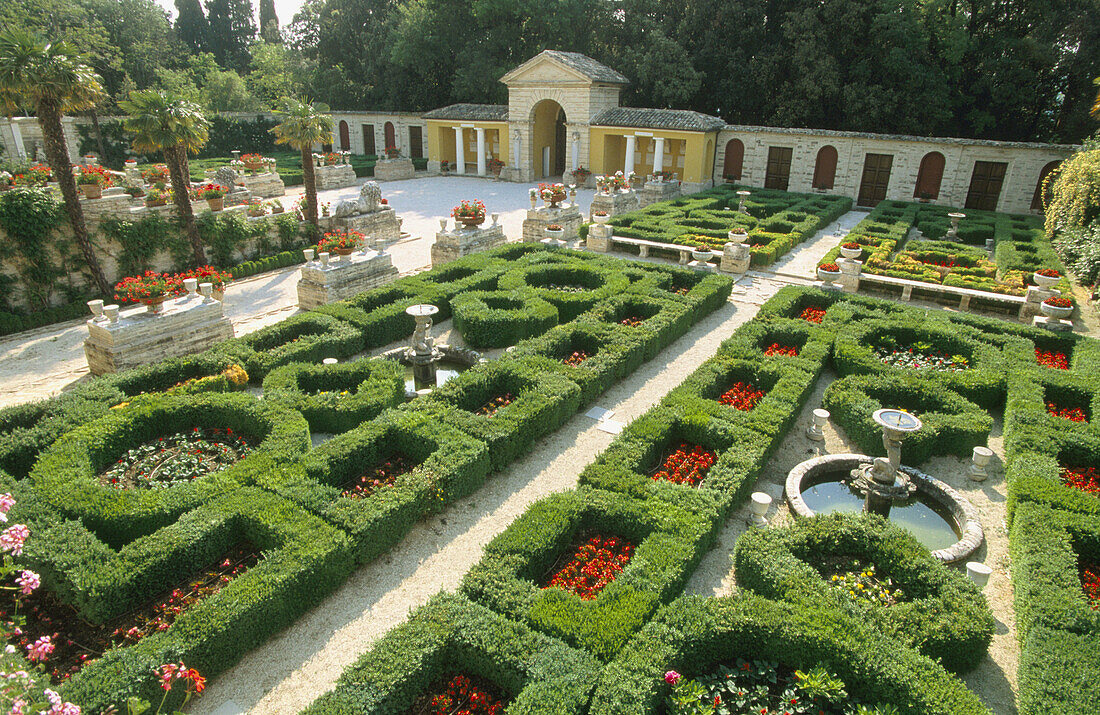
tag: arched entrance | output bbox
[812,145,838,189]
[1031,161,1060,211]
[914,151,945,199]
[531,99,566,178]
[338,121,350,151]
[384,122,396,151]
[723,139,744,180]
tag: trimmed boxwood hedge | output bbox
[574,292,694,361]
[591,593,992,715]
[300,592,602,714]
[252,408,490,564]
[733,512,995,673]
[400,357,582,472]
[1004,429,1100,523]
[311,281,445,349]
[1004,369,1099,440]
[823,373,992,464]
[716,317,833,372]
[452,289,560,348]
[460,487,718,661]
[262,357,406,433]
[28,392,310,547]
[498,262,631,322]
[52,487,354,712]
[216,312,365,381]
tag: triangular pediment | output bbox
[500,51,629,87]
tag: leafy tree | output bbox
[119,89,211,265]
[203,69,261,111]
[259,0,280,43]
[272,97,332,229]
[206,0,255,73]
[249,40,313,106]
[175,0,208,53]
[0,29,111,295]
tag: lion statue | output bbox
[333,181,383,218]
[215,166,239,190]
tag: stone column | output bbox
[571,131,580,171]
[624,134,636,176]
[512,129,522,169]
[9,121,26,159]
[454,128,465,175]
[653,137,665,174]
[475,127,486,176]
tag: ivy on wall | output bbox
[0,188,89,310]
[100,213,184,277]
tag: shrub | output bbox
[216,312,364,380]
[262,358,406,433]
[733,512,994,673]
[498,263,630,322]
[574,293,694,361]
[451,289,559,348]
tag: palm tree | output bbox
[272,98,332,231]
[0,30,111,295]
[119,90,210,266]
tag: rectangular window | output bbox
[361,125,376,156]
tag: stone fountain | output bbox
[406,304,442,388]
[851,409,922,517]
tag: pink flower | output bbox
[26,635,53,662]
[15,570,38,595]
[9,699,27,715]
[664,670,681,685]
[0,524,29,555]
[0,493,14,513]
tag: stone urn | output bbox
[691,247,715,263]
[1040,298,1074,320]
[817,264,841,289]
[1033,271,1060,289]
[544,225,565,242]
[460,215,485,229]
[592,212,610,225]
[840,244,863,260]
[728,229,750,245]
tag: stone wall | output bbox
[716,126,1074,214]
[330,111,429,158]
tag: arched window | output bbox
[1031,161,1061,211]
[723,139,744,180]
[914,151,945,200]
[338,121,350,151]
[383,122,396,151]
[812,145,837,189]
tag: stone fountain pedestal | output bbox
[84,288,233,375]
[432,220,506,266]
[297,250,399,310]
[720,242,751,274]
[374,158,415,182]
[522,204,583,243]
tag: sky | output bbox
[154,0,307,31]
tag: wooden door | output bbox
[361,124,375,156]
[914,151,945,199]
[409,126,424,159]
[764,146,793,190]
[812,145,837,189]
[338,121,350,151]
[857,153,893,206]
[383,122,396,151]
[965,161,1007,211]
[724,139,744,180]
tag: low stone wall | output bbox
[373,158,415,182]
[589,190,639,220]
[432,223,506,266]
[522,205,583,243]
[297,251,399,309]
[314,164,358,191]
[638,180,681,208]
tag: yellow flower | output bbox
[831,575,839,581]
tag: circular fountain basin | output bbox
[380,344,484,397]
[785,453,983,563]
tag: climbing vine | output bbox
[100,213,178,277]
[0,187,88,310]
[1045,140,1100,236]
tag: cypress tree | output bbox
[174,0,208,53]
[259,0,279,43]
[206,0,255,72]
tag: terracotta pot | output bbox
[332,247,354,256]
[82,184,103,200]
[146,199,167,208]
[146,296,167,314]
[244,162,264,173]
[207,197,224,212]
[460,216,485,229]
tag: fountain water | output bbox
[852,409,922,517]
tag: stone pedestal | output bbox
[1033,315,1073,332]
[123,166,143,185]
[586,224,613,252]
[374,158,415,182]
[589,190,640,220]
[638,180,681,208]
[720,242,751,274]
[432,223,506,266]
[297,250,400,309]
[837,258,862,293]
[239,172,285,198]
[1021,286,1057,319]
[84,295,234,375]
[522,205,583,243]
[334,207,404,244]
[314,163,358,190]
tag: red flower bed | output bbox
[1047,402,1088,423]
[1081,560,1100,610]
[1063,466,1100,496]
[669,284,691,296]
[619,316,645,327]
[474,393,515,417]
[0,543,259,683]
[543,533,634,599]
[1036,348,1069,370]
[799,306,827,323]
[650,443,716,487]
[341,452,419,499]
[562,350,591,367]
[414,673,505,715]
[717,381,765,411]
[764,343,799,357]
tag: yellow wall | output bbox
[587,127,718,183]
[426,121,509,171]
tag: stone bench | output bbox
[587,229,695,264]
[856,272,1026,315]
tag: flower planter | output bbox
[592,213,610,225]
[82,184,103,200]
[244,162,264,173]
[460,216,485,229]
[817,267,841,288]
[207,197,224,212]
[691,249,714,262]
[146,296,167,314]
[1040,299,1074,320]
[1033,272,1060,289]
[332,247,354,256]
[146,200,167,208]
[841,245,863,260]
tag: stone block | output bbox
[587,224,613,252]
[521,205,583,243]
[239,172,286,198]
[589,190,639,220]
[431,223,506,266]
[720,242,751,274]
[84,295,234,376]
[1033,315,1073,332]
[638,180,681,208]
[335,207,403,244]
[297,250,400,310]
[314,164,358,191]
[373,158,415,182]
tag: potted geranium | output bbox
[539,182,567,208]
[452,199,486,228]
[728,227,750,245]
[440,160,451,174]
[1033,268,1061,289]
[572,166,591,184]
[384,145,401,160]
[318,229,364,256]
[124,185,145,199]
[1041,295,1074,320]
[114,271,179,314]
[13,164,51,187]
[652,170,674,182]
[691,242,715,262]
[840,241,863,259]
[78,164,112,199]
[145,186,168,207]
[142,164,169,185]
[607,172,630,192]
[270,198,284,214]
[241,153,265,172]
[488,157,505,176]
[544,224,565,241]
[817,261,842,287]
[194,183,228,211]
[324,152,341,166]
[247,199,267,217]
[174,266,232,300]
[592,210,610,225]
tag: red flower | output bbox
[563,350,591,367]
[651,443,716,487]
[1081,560,1100,609]
[1047,402,1088,423]
[764,343,799,357]
[799,306,827,323]
[1036,348,1069,369]
[718,381,765,411]
[1063,466,1100,496]
[543,533,634,599]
